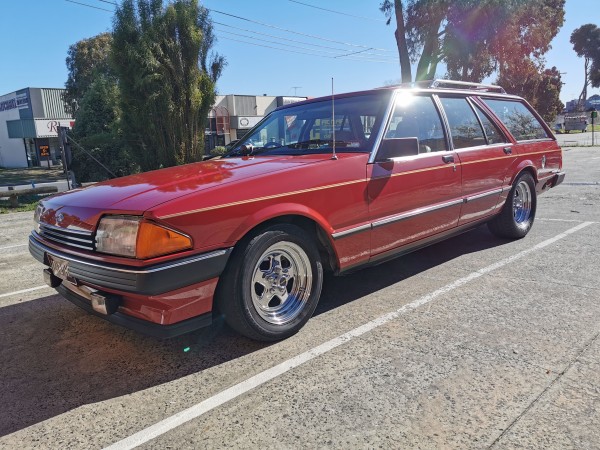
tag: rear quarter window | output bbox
[483,99,550,141]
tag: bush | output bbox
[209,146,227,156]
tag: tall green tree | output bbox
[380,0,565,83]
[570,24,600,109]
[497,62,564,121]
[65,33,135,182]
[70,77,136,182]
[64,33,115,115]
[111,0,225,171]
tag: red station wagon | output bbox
[29,80,565,341]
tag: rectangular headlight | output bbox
[96,216,140,258]
[95,216,192,259]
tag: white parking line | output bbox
[103,221,595,450]
[0,243,28,251]
[0,286,51,299]
[537,218,598,223]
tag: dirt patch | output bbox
[0,167,66,187]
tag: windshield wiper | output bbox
[289,139,355,149]
[288,139,331,149]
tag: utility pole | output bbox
[57,126,72,190]
[592,109,597,146]
[291,86,302,96]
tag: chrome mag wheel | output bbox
[250,241,312,325]
[513,180,533,228]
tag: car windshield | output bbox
[225,92,390,157]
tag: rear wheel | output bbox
[217,224,323,341]
[488,172,536,239]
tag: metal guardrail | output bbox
[0,186,58,207]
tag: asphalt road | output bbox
[0,147,599,449]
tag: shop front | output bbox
[0,88,74,168]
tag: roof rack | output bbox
[392,79,506,94]
[428,79,506,93]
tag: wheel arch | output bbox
[507,160,538,186]
[228,205,340,273]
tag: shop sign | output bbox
[34,119,75,137]
[235,116,262,129]
[1,92,30,112]
[0,97,17,112]
[17,92,29,109]
[39,145,50,157]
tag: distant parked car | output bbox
[30,80,565,341]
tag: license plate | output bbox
[49,255,70,280]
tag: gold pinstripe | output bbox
[459,148,561,166]
[158,148,560,219]
[159,179,365,219]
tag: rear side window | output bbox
[472,104,508,145]
[439,97,486,149]
[483,99,550,141]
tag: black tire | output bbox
[216,224,323,341]
[488,172,537,239]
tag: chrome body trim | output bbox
[465,188,503,203]
[372,199,463,229]
[332,185,512,240]
[332,223,372,240]
[30,233,227,275]
[38,223,95,251]
[38,222,92,235]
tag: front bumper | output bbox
[29,234,232,296]
[29,234,233,338]
[55,283,213,338]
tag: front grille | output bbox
[38,223,95,251]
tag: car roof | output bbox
[275,79,523,111]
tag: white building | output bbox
[206,94,307,148]
[0,88,74,168]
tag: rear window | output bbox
[483,99,550,141]
[438,97,486,149]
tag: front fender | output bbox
[228,202,335,243]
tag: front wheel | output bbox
[488,172,537,239]
[217,224,323,341]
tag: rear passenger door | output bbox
[437,96,514,226]
[367,94,462,259]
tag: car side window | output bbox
[483,99,551,141]
[385,95,447,153]
[472,104,508,145]
[439,97,486,149]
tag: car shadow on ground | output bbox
[0,225,510,437]
[316,224,509,315]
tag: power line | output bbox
[208,8,392,52]
[288,0,386,23]
[214,27,393,62]
[63,1,393,60]
[64,0,112,12]
[213,21,390,58]
[94,0,117,5]
[217,35,394,64]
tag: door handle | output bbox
[503,147,512,155]
[442,155,454,164]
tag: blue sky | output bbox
[1,0,598,104]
